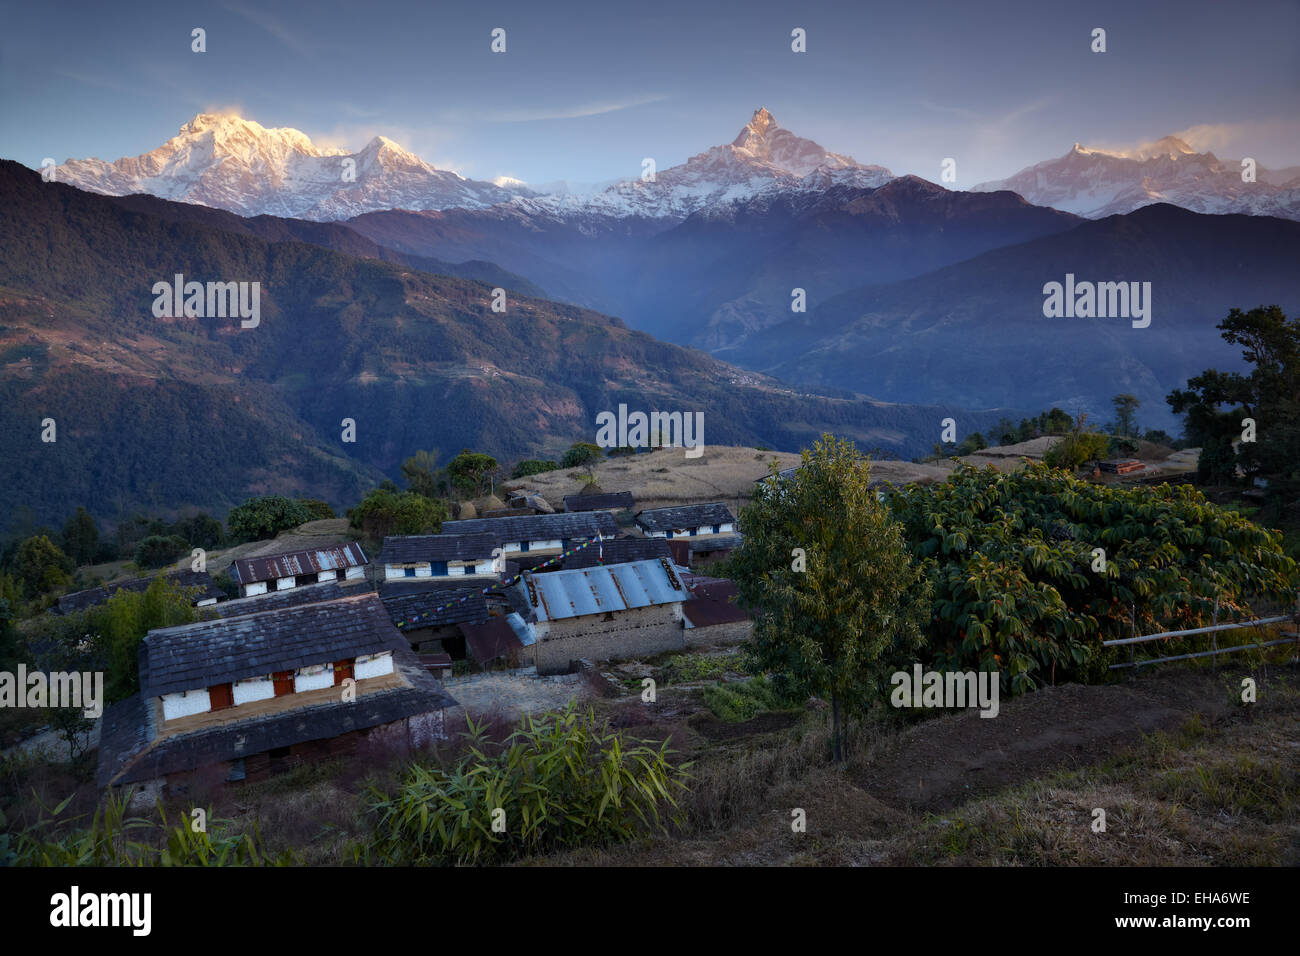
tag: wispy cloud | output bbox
[222,3,315,56]
[442,94,668,124]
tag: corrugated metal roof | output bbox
[232,543,367,585]
[522,558,689,623]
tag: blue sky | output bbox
[2,0,1297,185]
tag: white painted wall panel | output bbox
[161,690,210,721]
[295,664,334,693]
[354,652,394,680]
[233,677,275,706]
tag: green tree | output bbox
[401,450,441,498]
[226,496,312,542]
[1044,413,1110,470]
[729,434,932,762]
[560,443,603,469]
[169,513,224,549]
[1169,306,1300,497]
[295,499,336,521]
[447,450,499,498]
[347,488,448,540]
[13,535,73,599]
[1111,394,1141,438]
[134,534,188,570]
[61,507,99,566]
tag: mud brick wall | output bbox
[534,604,686,674]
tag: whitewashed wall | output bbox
[294,664,334,693]
[233,676,275,706]
[354,651,393,680]
[161,689,211,721]
[345,566,365,580]
[317,570,338,583]
[243,581,268,596]
[275,576,296,590]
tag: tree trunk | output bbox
[831,688,842,763]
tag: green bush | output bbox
[347,487,447,539]
[296,498,336,520]
[7,791,290,866]
[511,459,559,479]
[226,495,312,542]
[360,705,690,865]
[702,676,790,722]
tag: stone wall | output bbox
[685,619,752,647]
[534,603,686,674]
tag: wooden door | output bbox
[333,659,354,685]
[209,682,234,711]
[273,671,294,696]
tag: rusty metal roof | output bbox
[521,558,689,623]
[231,543,367,585]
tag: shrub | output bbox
[347,488,447,540]
[226,495,312,542]
[8,791,290,866]
[360,705,690,865]
[296,498,336,521]
[703,676,790,722]
[560,443,602,469]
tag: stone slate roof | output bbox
[635,503,735,532]
[56,570,222,615]
[440,511,616,545]
[563,492,635,512]
[230,543,367,586]
[208,580,372,619]
[141,593,401,698]
[376,532,497,567]
[379,581,490,630]
[97,643,456,788]
[559,536,673,569]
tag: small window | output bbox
[712,524,721,534]
[404,567,415,578]
[520,540,530,553]
[689,528,698,537]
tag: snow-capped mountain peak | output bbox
[53,113,521,220]
[510,107,894,221]
[973,136,1300,221]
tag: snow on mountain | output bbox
[53,113,524,220]
[971,137,1300,221]
[511,107,894,221]
[52,108,892,224]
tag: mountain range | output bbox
[0,160,1004,527]
[10,108,1299,525]
[972,138,1300,220]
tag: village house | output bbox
[636,503,740,568]
[440,512,617,571]
[209,578,371,618]
[681,574,752,646]
[96,592,456,799]
[55,569,223,615]
[375,532,498,581]
[635,503,736,539]
[229,544,367,598]
[513,558,692,674]
[378,579,492,657]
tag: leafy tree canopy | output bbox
[730,434,932,761]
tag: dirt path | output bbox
[856,672,1236,812]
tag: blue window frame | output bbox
[431,561,448,576]
[520,541,529,552]
[404,567,415,578]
